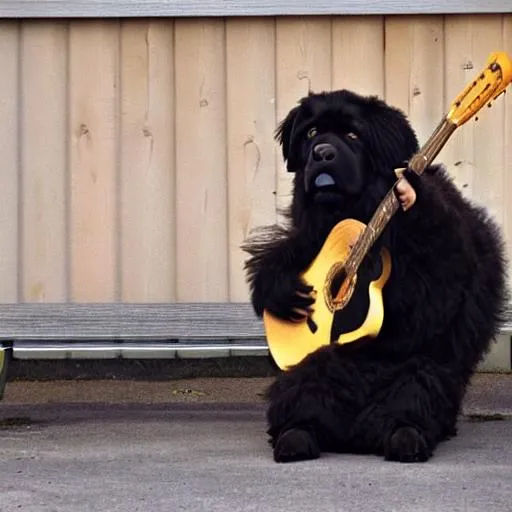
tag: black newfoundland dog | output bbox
[243,89,507,463]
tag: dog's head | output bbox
[276,90,419,223]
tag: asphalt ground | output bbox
[1,373,511,512]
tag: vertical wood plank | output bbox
[174,19,228,302]
[332,16,385,97]
[20,21,67,302]
[275,17,332,223]
[443,15,505,226]
[442,17,475,197]
[501,14,512,261]
[384,16,445,146]
[120,20,175,302]
[226,18,276,301]
[69,21,119,302]
[0,22,19,303]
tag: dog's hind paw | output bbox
[273,428,320,463]
[384,426,432,463]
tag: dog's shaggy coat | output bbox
[243,90,507,463]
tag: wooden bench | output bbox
[0,303,267,399]
[1,302,510,400]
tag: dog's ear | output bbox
[275,105,300,172]
[363,98,419,174]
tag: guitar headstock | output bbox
[447,51,512,127]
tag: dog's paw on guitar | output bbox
[273,428,321,463]
[384,426,432,463]
[265,274,316,322]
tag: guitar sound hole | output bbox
[330,267,347,299]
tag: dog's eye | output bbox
[307,127,318,139]
[346,132,359,140]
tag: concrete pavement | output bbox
[1,374,512,512]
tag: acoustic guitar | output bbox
[264,51,512,371]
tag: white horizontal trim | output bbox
[12,340,269,359]
[0,0,510,18]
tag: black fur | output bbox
[242,89,508,463]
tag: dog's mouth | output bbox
[309,172,342,202]
[314,173,336,188]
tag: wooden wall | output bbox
[0,14,510,303]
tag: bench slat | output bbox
[0,303,265,340]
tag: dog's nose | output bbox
[312,143,337,162]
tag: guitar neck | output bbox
[408,117,458,175]
[346,118,457,274]
[347,189,399,273]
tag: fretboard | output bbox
[347,188,400,274]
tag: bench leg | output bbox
[0,344,11,401]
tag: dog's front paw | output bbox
[273,428,320,463]
[384,426,431,463]
[265,275,315,322]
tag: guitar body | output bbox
[263,218,392,370]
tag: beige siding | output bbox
[504,15,512,260]
[120,20,176,302]
[442,15,507,229]
[0,14,510,303]
[275,18,332,221]
[174,19,228,302]
[385,16,445,145]
[20,22,68,303]
[226,18,277,301]
[0,22,19,302]
[332,17,385,96]
[69,21,120,302]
